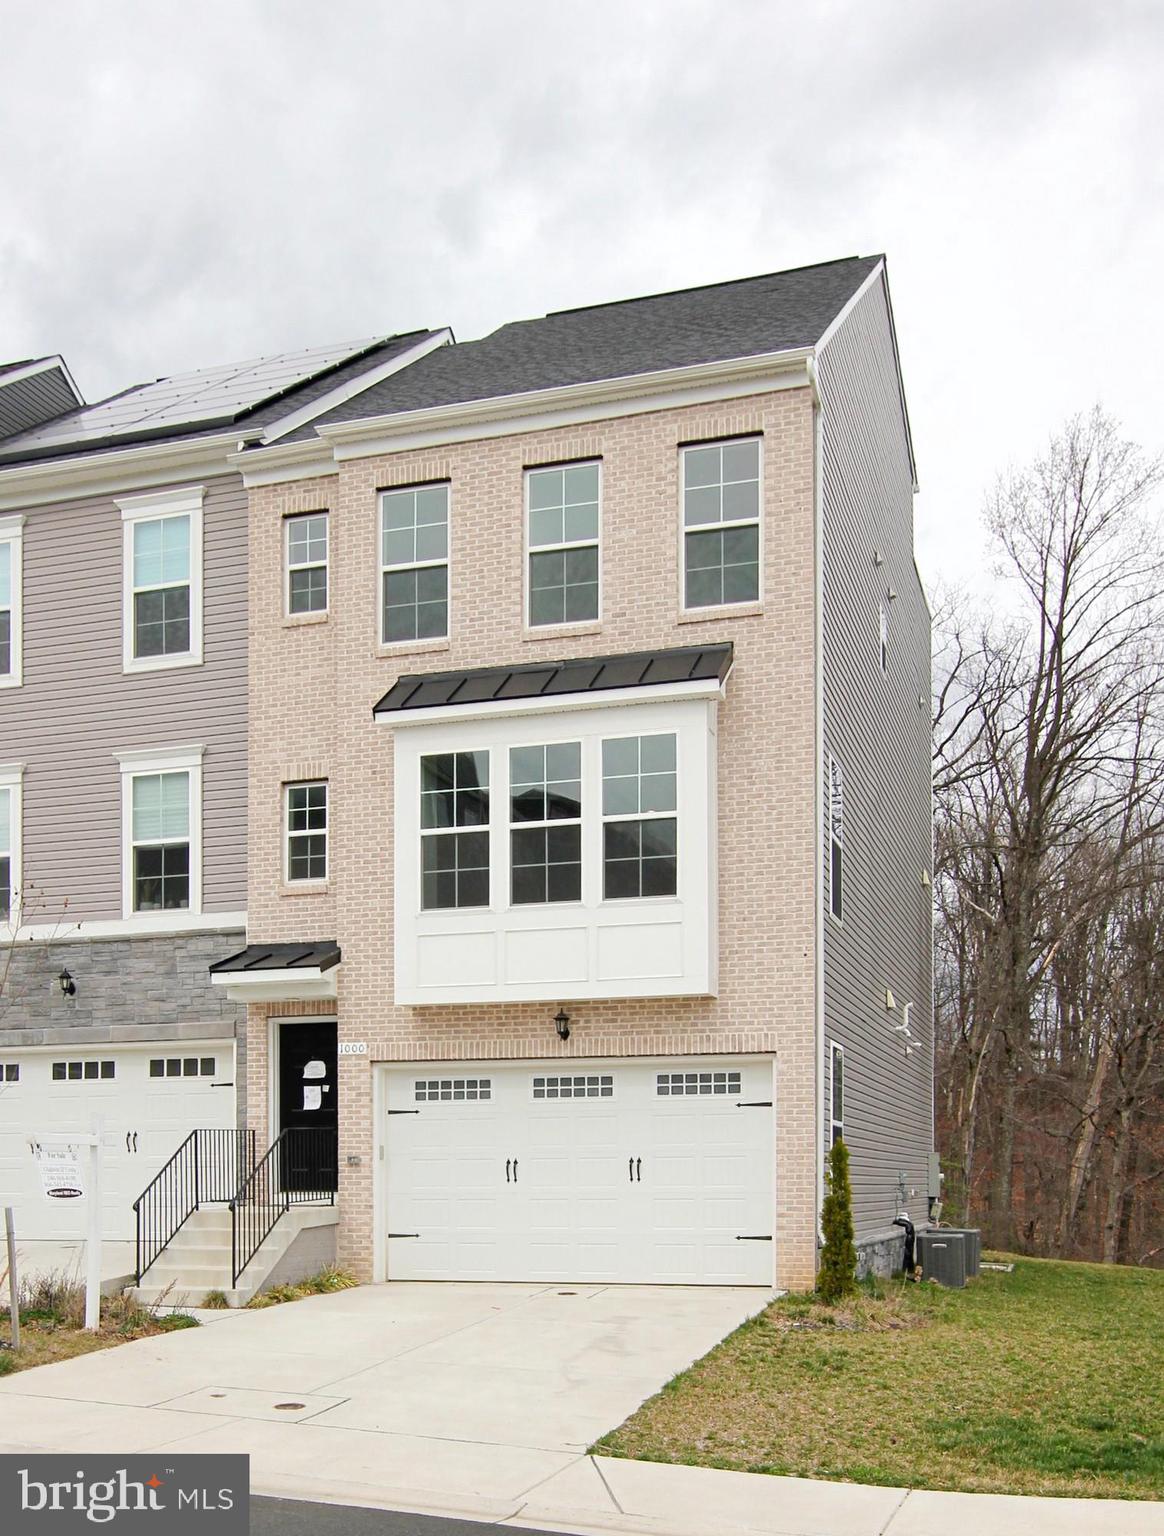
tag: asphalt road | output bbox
[253,1495,575,1536]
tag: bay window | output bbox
[420,751,489,909]
[601,734,678,898]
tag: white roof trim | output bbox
[0,431,247,512]
[0,354,84,404]
[314,346,814,456]
[261,329,454,444]
[210,967,338,1003]
[378,675,727,729]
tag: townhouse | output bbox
[0,333,446,1260]
[209,255,935,1294]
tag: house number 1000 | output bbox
[338,1042,368,1056]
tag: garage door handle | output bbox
[513,1158,518,1183]
[126,1132,132,1153]
[506,1158,511,1183]
[628,1156,634,1183]
[736,1235,773,1241]
[636,1157,642,1182]
[133,1132,138,1153]
[737,1101,772,1108]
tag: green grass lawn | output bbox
[593,1256,1164,1499]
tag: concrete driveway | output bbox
[0,1282,770,1515]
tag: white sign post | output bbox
[3,1206,18,1350]
[32,1124,103,1331]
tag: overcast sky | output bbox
[1,1,1161,589]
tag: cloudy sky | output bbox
[1,1,1161,587]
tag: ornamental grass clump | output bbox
[818,1136,857,1304]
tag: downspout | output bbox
[807,351,826,1273]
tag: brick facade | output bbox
[245,386,820,1289]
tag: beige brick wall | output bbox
[245,387,819,1289]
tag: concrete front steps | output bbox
[132,1204,338,1308]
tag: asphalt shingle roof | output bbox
[295,255,881,439]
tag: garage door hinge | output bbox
[387,1109,420,1115]
[387,1232,420,1239]
[737,1100,773,1108]
[736,1234,773,1241]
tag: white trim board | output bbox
[261,330,453,443]
[236,354,814,483]
[1,910,246,944]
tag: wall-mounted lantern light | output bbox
[58,968,76,998]
[554,1009,571,1042]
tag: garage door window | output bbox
[532,1074,614,1099]
[149,1057,216,1078]
[52,1060,115,1082]
[656,1070,741,1095]
[415,1077,491,1101]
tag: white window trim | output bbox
[285,511,329,618]
[0,514,25,689]
[678,435,764,616]
[508,738,583,908]
[0,761,25,926]
[523,460,603,632]
[378,481,451,649]
[113,745,204,920]
[600,732,679,904]
[828,753,844,926]
[829,1040,845,1145]
[284,779,329,884]
[118,486,204,673]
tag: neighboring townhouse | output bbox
[0,329,447,1258]
[213,254,933,1294]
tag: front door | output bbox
[278,1021,338,1193]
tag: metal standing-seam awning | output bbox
[209,940,340,1003]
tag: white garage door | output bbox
[384,1058,773,1284]
[0,1043,236,1241]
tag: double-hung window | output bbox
[119,489,203,671]
[0,516,23,686]
[829,755,844,922]
[681,437,761,610]
[286,781,328,881]
[526,462,600,627]
[381,483,449,644]
[0,765,22,920]
[115,746,203,918]
[510,742,582,904]
[420,751,489,909]
[830,1042,845,1145]
[601,734,678,898]
[286,513,328,615]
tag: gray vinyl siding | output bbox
[0,473,247,919]
[0,369,79,439]
[817,272,934,1240]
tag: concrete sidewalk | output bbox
[0,1282,1158,1535]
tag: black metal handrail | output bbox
[133,1128,257,1283]
[230,1127,337,1286]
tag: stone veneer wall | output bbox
[244,386,820,1289]
[0,929,246,1058]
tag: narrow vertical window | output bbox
[286,513,328,615]
[131,771,191,911]
[286,781,328,881]
[602,734,677,899]
[829,756,844,922]
[879,604,888,672]
[381,484,449,644]
[0,517,23,686]
[510,742,582,904]
[830,1042,845,1145]
[526,462,600,627]
[0,784,12,918]
[681,438,761,609]
[420,751,489,909]
[132,515,191,658]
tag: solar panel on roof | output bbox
[2,337,382,452]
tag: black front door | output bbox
[278,1020,338,1193]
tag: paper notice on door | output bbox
[302,1086,323,1111]
[303,1060,326,1079]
